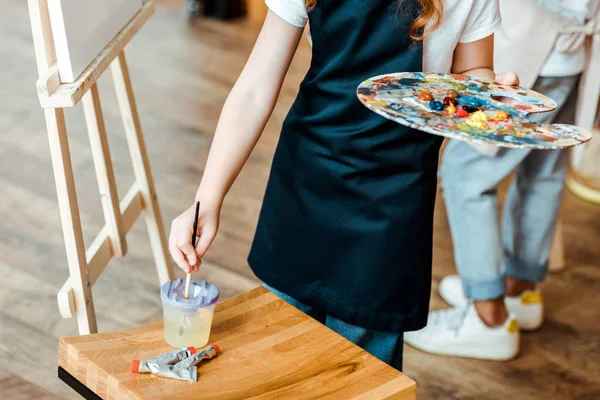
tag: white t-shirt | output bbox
[537,0,600,77]
[265,0,502,73]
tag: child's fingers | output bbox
[169,220,192,273]
[195,224,217,260]
[178,240,198,269]
[192,258,202,272]
[169,238,191,273]
[495,72,520,86]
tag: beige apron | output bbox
[472,0,600,201]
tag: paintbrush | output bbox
[180,200,200,336]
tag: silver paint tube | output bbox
[144,363,196,382]
[131,346,196,374]
[148,344,220,382]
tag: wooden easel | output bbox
[27,0,173,335]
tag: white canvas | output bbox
[47,0,143,83]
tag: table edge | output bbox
[58,366,103,400]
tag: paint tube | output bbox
[173,344,219,370]
[131,346,196,374]
[147,364,195,382]
[147,344,220,382]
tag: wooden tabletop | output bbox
[58,287,416,399]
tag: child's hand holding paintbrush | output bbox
[184,201,201,300]
[169,200,219,274]
[173,201,212,336]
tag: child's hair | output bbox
[305,0,442,41]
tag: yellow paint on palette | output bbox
[455,121,494,135]
[465,111,489,129]
[356,72,592,149]
[425,73,443,81]
[492,110,509,120]
[367,100,389,107]
[507,319,519,334]
[521,291,542,305]
[447,103,456,115]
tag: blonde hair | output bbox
[304,0,443,41]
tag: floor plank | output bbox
[2,0,599,398]
[0,367,59,400]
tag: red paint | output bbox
[455,108,469,117]
[450,73,468,80]
[443,97,458,106]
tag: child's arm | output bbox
[169,11,304,273]
[451,34,520,86]
[450,34,519,155]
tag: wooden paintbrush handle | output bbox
[184,273,192,299]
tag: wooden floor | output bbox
[1,1,599,398]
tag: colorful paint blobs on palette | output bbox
[443,97,458,107]
[492,110,509,120]
[447,103,456,115]
[456,96,482,107]
[446,90,460,99]
[418,91,433,101]
[463,105,479,113]
[465,111,489,129]
[455,108,468,118]
[429,100,443,111]
[356,72,592,149]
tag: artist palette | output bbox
[357,72,591,149]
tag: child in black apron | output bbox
[170,0,514,371]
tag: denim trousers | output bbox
[264,284,404,371]
[440,74,579,300]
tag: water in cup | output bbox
[161,279,219,348]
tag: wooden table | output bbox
[58,287,416,399]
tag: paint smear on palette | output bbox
[356,72,592,150]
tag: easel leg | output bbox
[110,51,174,285]
[83,84,128,258]
[45,108,98,334]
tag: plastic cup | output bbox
[160,279,219,348]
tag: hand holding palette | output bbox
[357,72,591,149]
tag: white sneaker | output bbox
[404,305,520,360]
[439,275,544,331]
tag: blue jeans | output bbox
[264,284,404,371]
[440,75,579,301]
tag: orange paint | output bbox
[418,91,434,101]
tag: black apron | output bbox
[248,0,442,332]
